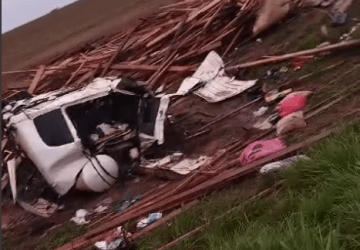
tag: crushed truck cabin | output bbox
[2,77,170,200]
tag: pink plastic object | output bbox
[240,138,287,165]
[279,94,307,117]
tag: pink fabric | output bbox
[279,95,307,117]
[240,138,286,165]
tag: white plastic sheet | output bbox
[142,155,209,175]
[70,209,90,225]
[177,51,257,102]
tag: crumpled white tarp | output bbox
[70,209,90,225]
[260,155,310,174]
[94,226,130,250]
[142,155,209,175]
[137,213,163,229]
[253,119,273,130]
[170,156,209,175]
[253,106,269,117]
[95,239,123,250]
[18,198,59,218]
[177,51,257,102]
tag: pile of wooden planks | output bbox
[2,0,261,98]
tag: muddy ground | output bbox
[2,3,360,250]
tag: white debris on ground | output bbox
[260,155,310,174]
[141,154,210,176]
[176,51,257,102]
[70,209,90,225]
[253,106,269,117]
[340,23,360,41]
[137,212,163,229]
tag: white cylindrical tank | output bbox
[75,155,118,192]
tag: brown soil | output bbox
[2,0,175,73]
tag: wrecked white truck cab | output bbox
[2,77,170,196]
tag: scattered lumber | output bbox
[56,130,331,250]
[195,97,262,132]
[226,39,360,70]
[3,0,356,248]
[4,0,261,96]
[28,65,45,94]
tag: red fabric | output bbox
[240,138,286,166]
[279,95,307,117]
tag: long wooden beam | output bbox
[226,40,360,70]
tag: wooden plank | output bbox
[73,70,94,86]
[100,27,137,77]
[226,39,360,70]
[146,22,182,48]
[306,96,344,119]
[157,226,201,250]
[196,97,262,132]
[136,27,161,45]
[28,65,46,94]
[2,70,38,75]
[110,64,197,72]
[186,0,222,22]
[202,1,224,31]
[223,27,244,57]
[148,52,178,90]
[2,139,8,152]
[108,131,331,224]
[157,183,282,250]
[175,41,222,62]
[44,58,73,76]
[63,60,87,88]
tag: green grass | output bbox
[1,232,13,250]
[139,120,360,250]
[34,223,87,250]
[1,223,87,250]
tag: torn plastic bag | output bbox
[176,51,257,102]
[260,155,310,174]
[253,118,273,130]
[137,212,163,229]
[240,138,287,166]
[70,209,90,225]
[278,91,313,117]
[265,89,292,104]
[95,226,133,250]
[276,111,306,135]
[141,155,209,177]
[253,106,269,117]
